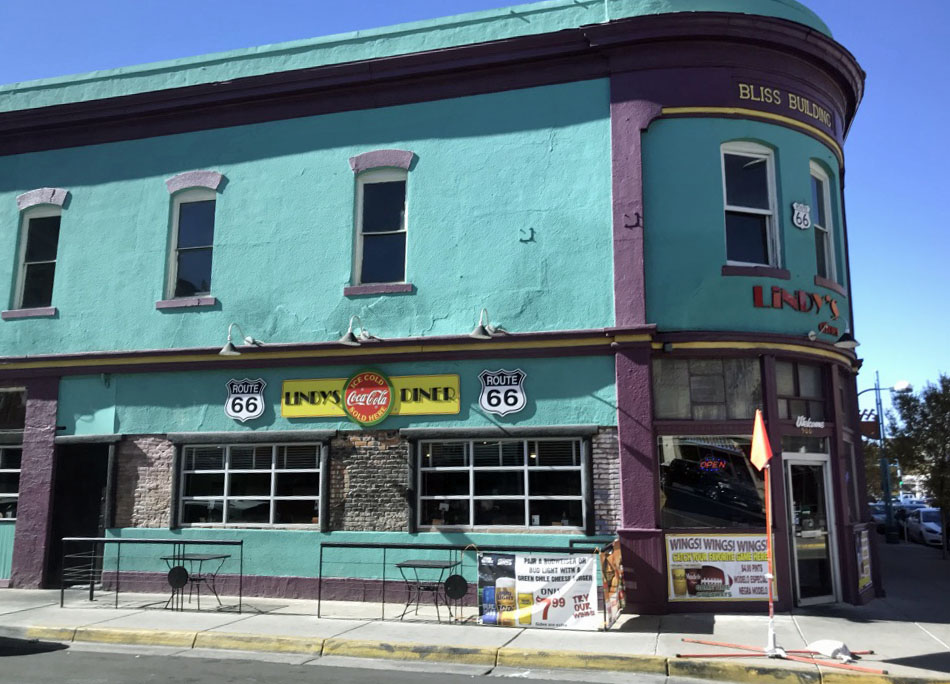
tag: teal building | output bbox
[0,0,871,613]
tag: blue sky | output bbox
[0,0,946,416]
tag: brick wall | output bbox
[592,427,620,535]
[328,431,410,532]
[114,435,174,528]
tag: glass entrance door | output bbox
[784,456,838,605]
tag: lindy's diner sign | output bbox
[752,285,841,337]
[282,370,460,424]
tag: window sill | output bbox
[814,275,846,296]
[721,265,790,280]
[2,306,57,320]
[344,283,414,297]
[155,296,218,310]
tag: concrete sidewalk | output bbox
[1,541,948,684]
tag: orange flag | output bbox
[750,409,773,471]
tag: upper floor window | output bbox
[15,206,61,309]
[776,360,827,421]
[164,171,224,300]
[721,142,778,267]
[168,188,216,298]
[355,168,407,284]
[810,162,836,282]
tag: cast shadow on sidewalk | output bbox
[0,637,68,658]
[888,652,950,676]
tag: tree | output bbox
[861,438,883,500]
[888,375,950,558]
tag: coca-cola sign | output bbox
[343,370,394,426]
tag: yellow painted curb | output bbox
[323,637,497,666]
[73,627,197,648]
[820,670,950,684]
[24,626,77,642]
[497,647,667,674]
[194,632,324,655]
[668,657,820,684]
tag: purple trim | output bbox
[614,347,661,611]
[721,265,791,280]
[344,283,414,297]
[16,188,68,211]
[9,377,59,588]
[155,296,218,310]
[348,150,415,174]
[0,579,8,588]
[609,87,662,327]
[165,171,224,194]
[0,14,862,158]
[814,275,846,296]
[2,307,57,320]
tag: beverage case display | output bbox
[478,552,599,630]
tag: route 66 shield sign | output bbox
[478,369,527,416]
[791,202,811,230]
[225,378,266,423]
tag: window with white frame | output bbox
[168,188,216,298]
[15,206,62,309]
[355,168,407,284]
[0,447,21,520]
[179,443,322,526]
[417,439,586,528]
[810,162,836,282]
[721,142,779,267]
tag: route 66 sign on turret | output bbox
[478,369,526,416]
[225,378,267,422]
[791,202,812,230]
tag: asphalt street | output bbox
[0,641,695,684]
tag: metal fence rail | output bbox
[59,537,244,613]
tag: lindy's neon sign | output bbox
[752,285,841,337]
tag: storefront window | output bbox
[653,358,761,420]
[781,435,828,454]
[418,438,585,528]
[658,436,764,528]
[180,443,322,526]
[776,361,826,420]
[0,391,26,431]
[0,447,21,520]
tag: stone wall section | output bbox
[114,435,174,528]
[328,431,410,532]
[592,427,620,535]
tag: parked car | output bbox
[869,502,886,533]
[905,508,944,546]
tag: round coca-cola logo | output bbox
[342,370,394,426]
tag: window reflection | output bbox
[659,436,765,528]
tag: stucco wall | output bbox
[642,118,849,338]
[0,80,612,357]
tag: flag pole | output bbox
[763,459,783,656]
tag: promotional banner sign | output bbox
[478,369,527,416]
[224,378,267,423]
[600,540,625,629]
[478,552,599,630]
[281,372,460,423]
[666,533,772,601]
[857,529,872,592]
